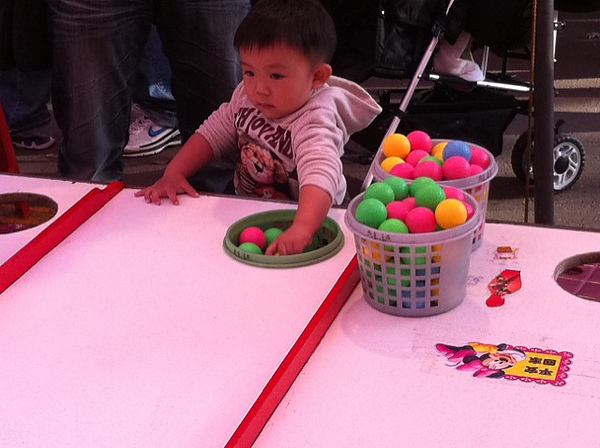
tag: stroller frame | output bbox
[359,0,585,193]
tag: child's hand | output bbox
[265,223,314,256]
[134,172,199,205]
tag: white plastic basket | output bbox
[345,192,480,317]
[372,140,497,250]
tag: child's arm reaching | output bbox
[134,133,215,205]
[265,185,332,256]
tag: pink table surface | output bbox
[0,174,357,448]
[1,175,101,264]
[255,222,600,448]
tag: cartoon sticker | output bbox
[436,341,572,386]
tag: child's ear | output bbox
[312,63,332,89]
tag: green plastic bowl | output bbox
[223,209,344,268]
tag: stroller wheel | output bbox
[511,132,585,193]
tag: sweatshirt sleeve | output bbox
[293,108,346,205]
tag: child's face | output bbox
[239,44,327,120]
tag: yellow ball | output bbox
[381,156,404,173]
[432,141,448,160]
[382,133,411,159]
[435,199,468,229]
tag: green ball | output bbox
[383,176,409,200]
[378,218,409,234]
[355,198,388,229]
[414,184,446,211]
[303,234,320,252]
[409,176,437,197]
[419,155,443,167]
[264,227,284,246]
[364,182,395,205]
[238,242,263,254]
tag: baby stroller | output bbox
[327,0,593,192]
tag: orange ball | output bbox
[381,156,404,173]
[382,133,411,159]
[435,199,468,229]
[431,141,448,160]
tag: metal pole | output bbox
[533,0,554,224]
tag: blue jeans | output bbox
[133,25,178,129]
[0,68,52,135]
[47,0,251,183]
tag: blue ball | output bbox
[443,140,472,162]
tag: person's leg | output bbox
[158,0,251,192]
[132,24,178,128]
[124,24,181,157]
[432,31,484,82]
[0,68,54,149]
[47,0,152,182]
[158,0,250,140]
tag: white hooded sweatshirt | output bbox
[197,76,382,204]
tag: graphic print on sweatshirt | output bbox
[233,106,299,200]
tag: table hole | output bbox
[0,193,58,234]
[555,253,600,302]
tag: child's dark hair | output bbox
[234,0,337,65]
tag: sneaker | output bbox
[123,116,181,157]
[11,135,56,150]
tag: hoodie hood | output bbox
[314,75,382,137]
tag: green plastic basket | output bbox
[223,209,344,268]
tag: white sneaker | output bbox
[123,115,181,157]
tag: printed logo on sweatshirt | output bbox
[234,107,292,158]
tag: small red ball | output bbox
[402,196,417,212]
[390,162,414,179]
[443,186,465,201]
[413,160,443,181]
[470,146,491,170]
[386,200,409,221]
[470,164,484,176]
[442,156,472,180]
[405,206,437,233]
[239,226,267,249]
[405,149,429,167]
[407,130,432,152]
[463,200,475,220]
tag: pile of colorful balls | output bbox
[380,131,491,181]
[355,177,476,233]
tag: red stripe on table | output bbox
[226,255,360,448]
[0,181,125,294]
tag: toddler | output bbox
[136,0,382,254]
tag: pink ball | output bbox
[386,200,409,221]
[405,149,429,167]
[470,146,491,170]
[407,130,432,152]
[443,186,465,201]
[239,226,267,249]
[405,206,437,233]
[412,160,443,181]
[390,162,414,179]
[442,156,472,180]
[402,196,417,212]
[463,200,475,220]
[470,164,484,176]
